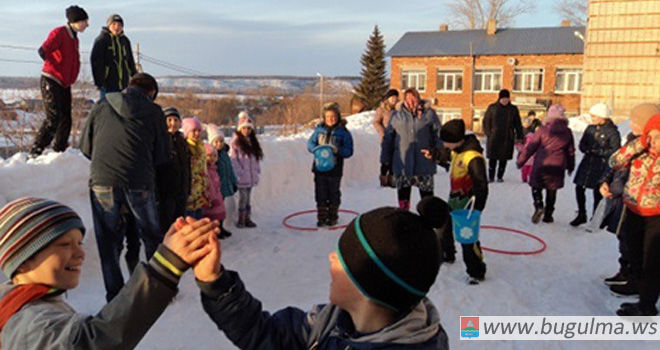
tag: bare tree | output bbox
[554,0,588,26]
[446,0,537,29]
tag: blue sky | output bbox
[0,0,567,77]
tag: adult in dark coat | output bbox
[517,104,575,223]
[90,14,137,99]
[157,107,192,236]
[570,103,621,226]
[482,89,524,182]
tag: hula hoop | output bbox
[282,209,360,231]
[479,225,547,255]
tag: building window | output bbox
[555,68,582,93]
[436,70,463,92]
[513,68,544,93]
[436,108,462,124]
[474,69,502,92]
[401,70,426,92]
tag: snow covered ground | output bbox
[0,112,650,349]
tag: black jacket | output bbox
[574,120,621,189]
[157,131,191,200]
[90,28,137,92]
[80,87,171,190]
[482,102,523,160]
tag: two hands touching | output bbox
[162,217,223,282]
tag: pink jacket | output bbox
[230,138,261,188]
[203,161,226,221]
[516,133,536,167]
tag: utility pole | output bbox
[135,43,143,73]
[317,72,324,118]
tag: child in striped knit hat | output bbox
[0,197,218,349]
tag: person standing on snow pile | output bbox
[203,143,230,239]
[482,89,524,183]
[517,104,575,224]
[609,113,660,316]
[0,197,219,349]
[30,6,89,158]
[602,103,660,297]
[380,88,442,210]
[158,107,191,235]
[423,119,488,284]
[191,196,450,349]
[307,102,354,227]
[230,112,263,228]
[90,14,137,101]
[373,89,399,188]
[181,117,208,220]
[80,73,171,302]
[569,103,621,226]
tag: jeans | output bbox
[90,186,162,302]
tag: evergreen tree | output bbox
[354,25,388,110]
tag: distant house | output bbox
[387,20,585,132]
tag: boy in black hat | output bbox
[423,119,489,284]
[190,197,450,349]
[30,5,89,157]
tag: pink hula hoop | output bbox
[282,209,360,231]
[479,225,547,255]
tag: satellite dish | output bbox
[507,57,517,66]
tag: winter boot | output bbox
[570,211,587,227]
[316,206,329,227]
[610,279,639,296]
[236,209,247,228]
[327,205,339,226]
[542,208,554,223]
[218,220,232,239]
[244,205,257,228]
[532,208,545,224]
[604,271,628,286]
[398,200,410,211]
[531,189,544,224]
[616,302,658,316]
[379,175,389,187]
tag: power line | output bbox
[0,58,41,64]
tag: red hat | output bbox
[641,114,660,148]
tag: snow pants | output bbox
[31,76,72,155]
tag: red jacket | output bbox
[40,26,80,88]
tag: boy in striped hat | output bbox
[191,196,450,349]
[0,197,218,348]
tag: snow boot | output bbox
[542,208,554,223]
[327,205,339,226]
[468,276,484,285]
[218,220,232,239]
[236,209,247,228]
[616,302,658,316]
[244,205,257,228]
[604,271,627,286]
[570,211,587,227]
[531,208,545,224]
[317,206,329,227]
[531,189,544,224]
[610,279,639,297]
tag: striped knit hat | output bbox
[0,198,85,278]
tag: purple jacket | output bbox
[517,118,575,190]
[229,137,261,188]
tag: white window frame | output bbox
[401,70,426,93]
[436,70,463,93]
[474,69,502,93]
[436,108,463,124]
[513,68,544,93]
[555,68,582,93]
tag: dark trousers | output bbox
[532,187,557,215]
[397,187,433,202]
[488,159,507,181]
[623,209,660,311]
[119,207,140,275]
[31,76,72,155]
[90,186,162,302]
[442,217,487,279]
[158,194,187,235]
[575,185,603,215]
[314,175,341,207]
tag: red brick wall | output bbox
[391,54,583,130]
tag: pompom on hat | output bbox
[0,198,85,278]
[237,112,254,130]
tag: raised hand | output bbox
[163,217,220,265]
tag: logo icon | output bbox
[461,316,479,338]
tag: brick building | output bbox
[387,20,585,132]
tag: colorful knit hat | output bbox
[181,117,202,139]
[336,197,447,312]
[0,198,85,278]
[237,112,254,130]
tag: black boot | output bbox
[244,205,257,228]
[570,212,587,226]
[218,220,232,239]
[327,205,339,226]
[542,207,554,223]
[616,302,658,316]
[531,188,544,224]
[316,206,329,227]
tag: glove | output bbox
[432,147,451,164]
